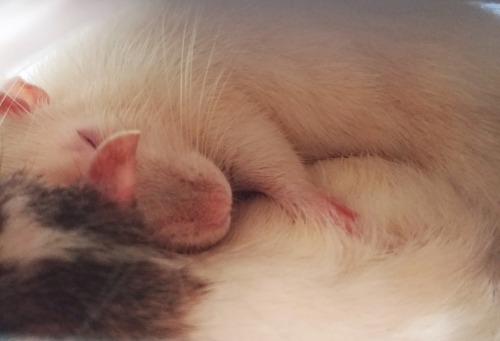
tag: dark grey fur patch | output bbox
[0,172,207,340]
[11,174,164,250]
[0,205,5,234]
[0,172,176,256]
[0,257,205,340]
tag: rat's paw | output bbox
[313,190,358,235]
[273,185,359,235]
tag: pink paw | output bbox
[276,186,359,235]
[318,192,358,235]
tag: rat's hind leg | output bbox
[218,113,357,234]
[262,169,358,234]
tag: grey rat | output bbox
[1,0,499,251]
[0,132,206,341]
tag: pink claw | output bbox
[322,193,358,235]
[273,185,359,235]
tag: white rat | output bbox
[1,0,499,250]
[188,157,499,341]
[0,142,496,340]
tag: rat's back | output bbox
[29,0,500,212]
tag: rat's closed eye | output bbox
[77,129,103,150]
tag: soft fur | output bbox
[189,157,499,341]
[0,0,498,250]
[0,158,497,340]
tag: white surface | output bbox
[0,0,130,78]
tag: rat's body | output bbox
[1,0,499,249]
[0,158,496,341]
[0,172,205,340]
[188,157,499,341]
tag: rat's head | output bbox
[0,77,232,252]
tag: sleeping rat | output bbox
[0,131,206,340]
[1,0,499,251]
[188,156,499,341]
[0,146,496,341]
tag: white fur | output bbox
[0,2,495,337]
[0,0,499,246]
[188,157,499,341]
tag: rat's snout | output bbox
[136,152,234,251]
[190,181,233,231]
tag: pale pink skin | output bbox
[0,77,49,115]
[88,130,140,205]
[0,78,356,251]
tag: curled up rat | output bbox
[0,132,206,340]
[1,0,499,251]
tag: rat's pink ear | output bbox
[87,130,141,205]
[0,77,50,115]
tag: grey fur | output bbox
[0,173,206,341]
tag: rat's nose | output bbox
[194,182,233,231]
[146,181,233,251]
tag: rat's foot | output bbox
[271,184,358,235]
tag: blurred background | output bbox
[0,0,132,78]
